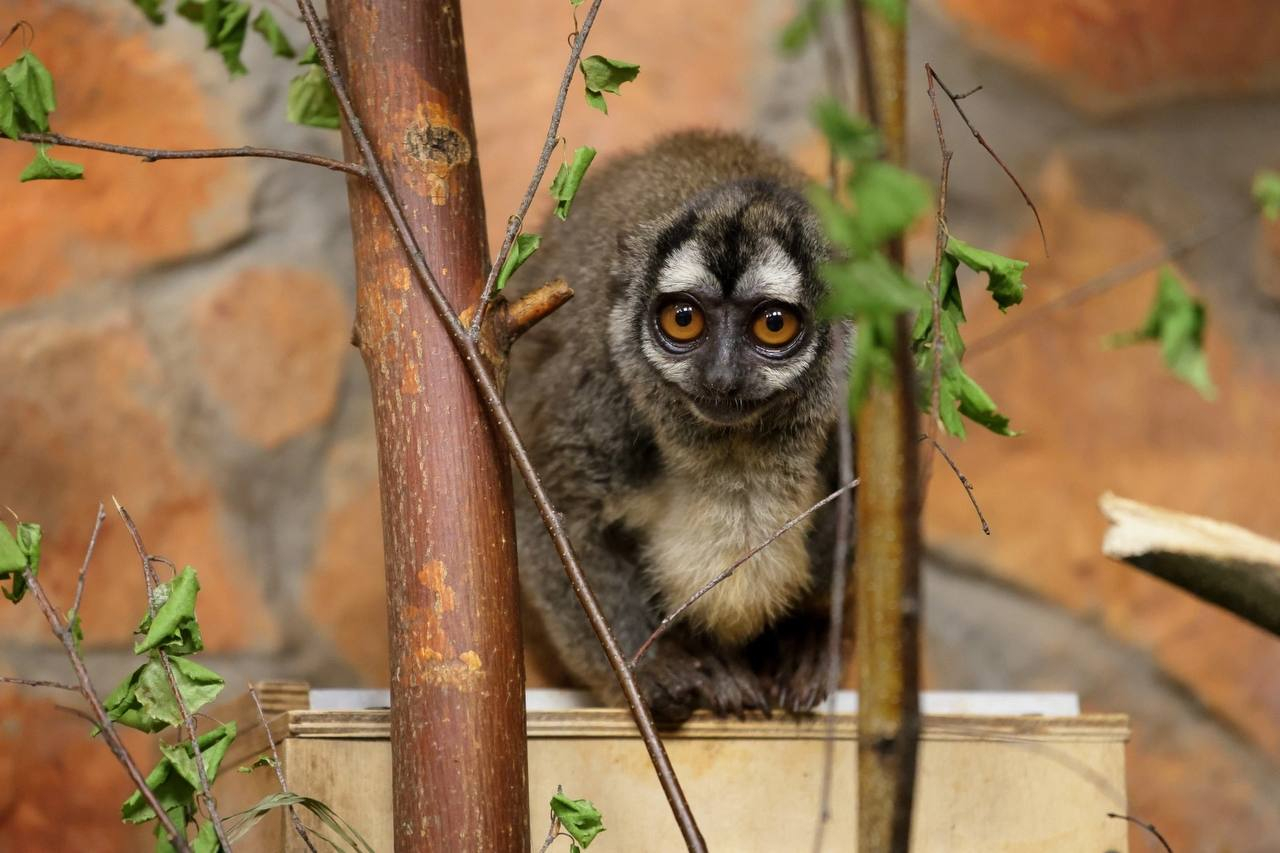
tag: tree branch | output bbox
[70,502,105,621]
[247,683,317,853]
[468,0,606,339]
[631,477,861,668]
[0,676,78,691]
[294,3,707,849]
[924,65,1047,256]
[13,133,368,178]
[14,528,191,852]
[1107,812,1174,853]
[116,501,232,853]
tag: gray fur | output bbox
[507,131,849,722]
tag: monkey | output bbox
[506,130,848,723]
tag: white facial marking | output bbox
[654,242,710,294]
[734,241,804,303]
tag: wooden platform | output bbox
[217,683,1130,852]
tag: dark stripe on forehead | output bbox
[706,204,750,296]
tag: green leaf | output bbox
[67,609,84,654]
[252,9,296,58]
[0,77,20,140]
[238,753,278,774]
[1253,169,1280,222]
[865,0,906,27]
[3,51,56,133]
[103,656,225,733]
[0,522,26,575]
[813,98,880,164]
[298,43,321,66]
[821,251,929,320]
[176,0,250,75]
[495,233,541,292]
[549,146,596,220]
[135,566,204,655]
[570,0,586,5]
[131,0,167,24]
[223,792,375,852]
[847,161,930,253]
[778,0,829,56]
[0,521,41,603]
[945,237,1028,312]
[121,723,236,824]
[193,821,220,853]
[19,146,85,182]
[550,792,605,849]
[579,55,639,114]
[287,66,340,129]
[1108,266,1216,400]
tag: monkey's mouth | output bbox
[685,393,772,428]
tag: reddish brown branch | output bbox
[14,133,367,178]
[294,2,706,849]
[469,0,606,338]
[924,64,1047,256]
[922,65,954,480]
[630,477,861,668]
[116,501,231,852]
[70,503,105,620]
[248,684,317,853]
[1107,813,1174,853]
[0,676,77,691]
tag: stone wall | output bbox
[1,0,1278,849]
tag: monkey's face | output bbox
[610,180,835,432]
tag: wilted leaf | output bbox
[135,566,204,655]
[103,656,225,733]
[495,233,541,291]
[0,521,41,603]
[551,792,605,848]
[945,236,1028,312]
[0,77,20,140]
[1253,170,1280,222]
[0,522,26,575]
[121,723,236,823]
[549,146,596,220]
[176,0,251,75]
[3,52,56,133]
[238,753,278,774]
[252,9,295,58]
[19,146,84,182]
[288,65,340,129]
[224,792,375,851]
[1108,266,1216,399]
[579,55,639,114]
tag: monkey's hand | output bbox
[754,614,834,714]
[634,637,771,725]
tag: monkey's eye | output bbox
[658,301,705,344]
[751,305,801,349]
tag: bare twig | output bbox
[966,208,1253,358]
[13,133,367,178]
[17,564,190,851]
[536,812,562,853]
[924,64,1047,256]
[1,20,33,50]
[923,65,954,483]
[71,502,106,620]
[920,435,989,535]
[631,477,861,668]
[468,0,605,339]
[1107,812,1174,853]
[248,684,317,853]
[116,501,232,853]
[812,379,856,853]
[0,676,78,691]
[293,3,707,849]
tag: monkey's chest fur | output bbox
[608,447,822,647]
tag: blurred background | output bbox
[1,0,1278,849]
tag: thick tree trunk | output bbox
[329,1,530,850]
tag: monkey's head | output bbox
[609,178,840,439]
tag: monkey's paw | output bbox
[633,639,771,725]
[754,615,835,715]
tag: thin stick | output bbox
[14,133,367,178]
[116,502,232,853]
[1107,813,1174,853]
[293,3,707,849]
[0,676,78,691]
[17,566,190,851]
[248,684,317,853]
[812,383,857,853]
[923,65,954,486]
[924,64,1047,256]
[71,502,106,620]
[966,208,1253,358]
[631,477,861,668]
[919,435,989,535]
[468,0,605,339]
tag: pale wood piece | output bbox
[218,689,1129,853]
[1101,492,1280,636]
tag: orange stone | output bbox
[190,267,350,449]
[938,0,1280,112]
[0,1,253,310]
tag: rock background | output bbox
[1,0,1278,850]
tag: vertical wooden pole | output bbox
[853,4,922,852]
[329,1,530,850]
